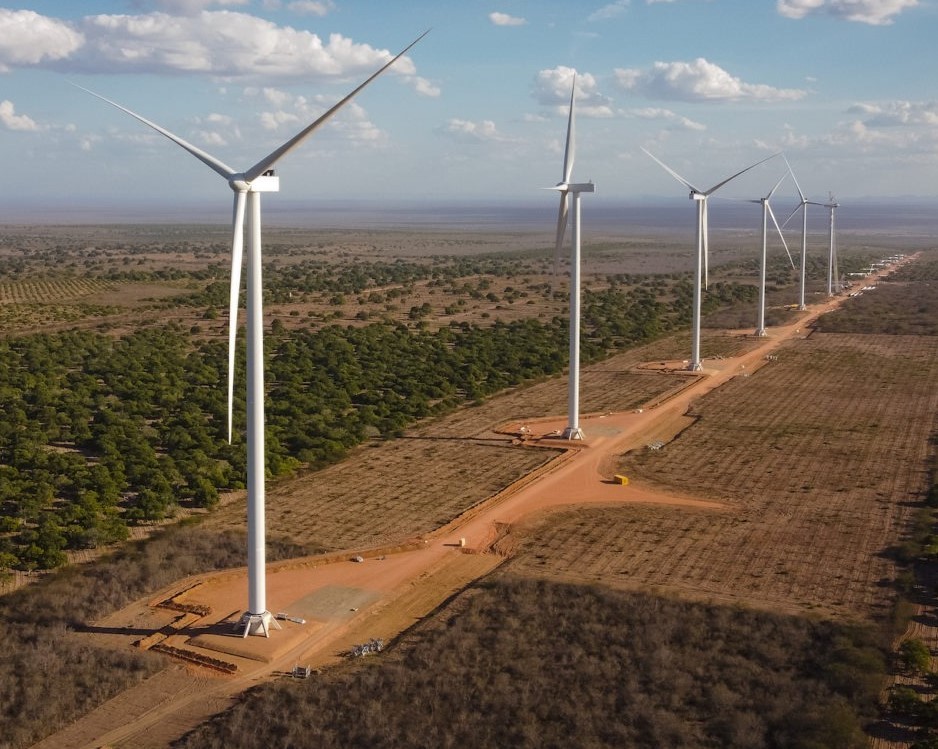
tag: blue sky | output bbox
[0,0,934,219]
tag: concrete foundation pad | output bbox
[188,617,317,663]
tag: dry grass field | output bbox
[499,331,938,622]
[203,329,750,552]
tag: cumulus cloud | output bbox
[614,58,806,102]
[142,0,249,13]
[588,1,630,21]
[0,9,84,73]
[533,66,615,117]
[78,14,418,79]
[630,107,706,131]
[0,100,41,131]
[777,0,917,25]
[776,99,938,164]
[0,9,426,89]
[438,118,505,143]
[406,76,441,98]
[489,12,526,26]
[846,100,938,127]
[245,88,386,144]
[287,0,335,15]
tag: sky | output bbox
[0,0,935,221]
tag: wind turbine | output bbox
[781,157,825,310]
[78,31,428,637]
[547,75,594,441]
[642,149,778,370]
[743,172,794,337]
[825,193,840,295]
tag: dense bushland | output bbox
[0,522,310,749]
[0,273,760,573]
[176,577,880,749]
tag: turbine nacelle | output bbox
[553,181,595,194]
[229,173,280,193]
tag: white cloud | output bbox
[194,129,230,146]
[0,9,84,73]
[489,12,526,26]
[630,107,706,131]
[145,0,249,13]
[588,1,630,21]
[259,109,301,130]
[439,118,504,143]
[846,100,938,127]
[1,10,422,85]
[533,66,615,117]
[409,76,441,98]
[287,0,336,15]
[0,100,41,131]
[777,0,917,25]
[614,58,806,102]
[775,100,938,165]
[246,88,387,144]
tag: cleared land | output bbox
[532,332,938,620]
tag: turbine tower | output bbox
[79,31,427,637]
[642,149,777,370]
[782,157,825,311]
[826,193,840,295]
[548,75,594,441]
[744,172,794,337]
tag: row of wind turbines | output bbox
[550,76,841,445]
[76,31,839,637]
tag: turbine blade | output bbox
[782,153,807,203]
[702,199,709,289]
[72,83,237,179]
[227,190,247,444]
[705,152,780,196]
[244,30,430,182]
[767,202,795,269]
[554,192,568,276]
[766,171,787,200]
[561,75,576,184]
[780,203,804,230]
[641,148,699,193]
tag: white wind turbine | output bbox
[78,31,427,637]
[743,172,794,336]
[642,149,778,370]
[825,193,840,295]
[547,75,594,441]
[781,157,825,310]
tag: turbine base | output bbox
[561,426,585,440]
[687,361,703,372]
[756,328,767,337]
[239,611,282,638]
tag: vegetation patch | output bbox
[0,522,310,749]
[175,577,879,749]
